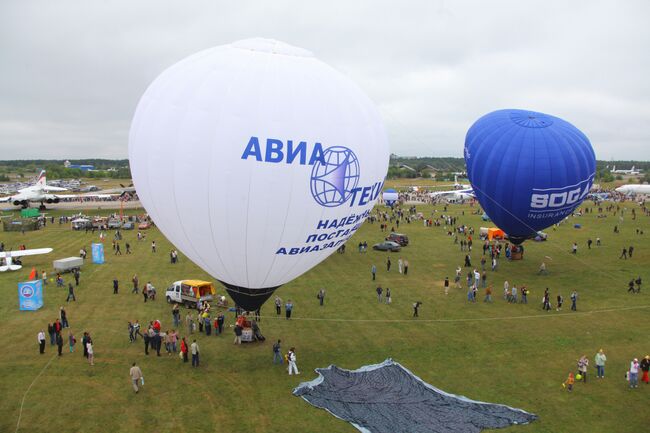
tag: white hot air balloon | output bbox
[129,39,390,310]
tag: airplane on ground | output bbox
[428,187,475,202]
[615,184,650,195]
[611,165,641,175]
[0,247,53,272]
[0,171,119,209]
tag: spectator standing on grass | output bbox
[628,245,634,258]
[275,296,282,315]
[60,306,69,328]
[129,363,144,393]
[484,286,492,303]
[151,241,156,253]
[180,337,188,363]
[38,330,46,354]
[640,355,650,384]
[571,242,578,254]
[386,257,391,272]
[285,300,293,319]
[385,287,391,304]
[113,279,119,294]
[287,348,299,375]
[56,332,63,356]
[629,359,639,388]
[404,259,409,276]
[132,275,139,294]
[48,323,55,346]
[74,269,80,286]
[595,349,607,378]
[66,283,76,302]
[444,277,449,295]
[376,286,383,302]
[371,264,376,280]
[317,289,325,306]
[577,355,588,382]
[86,340,94,366]
[570,290,578,311]
[191,340,200,367]
[273,339,283,364]
[413,301,422,317]
[68,332,76,353]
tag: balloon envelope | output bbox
[464,109,595,244]
[129,39,389,310]
[382,189,399,206]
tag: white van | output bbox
[165,280,215,308]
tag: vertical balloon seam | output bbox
[269,59,342,287]
[506,125,529,234]
[202,48,254,286]
[479,119,515,231]
[171,60,229,281]
[468,118,530,239]
[262,59,322,287]
[136,66,182,261]
[252,50,298,288]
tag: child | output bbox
[564,372,575,392]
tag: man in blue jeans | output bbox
[191,340,200,367]
[273,339,283,364]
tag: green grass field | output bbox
[1,200,648,433]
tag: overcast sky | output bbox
[1,0,649,160]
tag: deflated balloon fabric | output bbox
[293,359,537,433]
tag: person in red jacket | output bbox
[641,355,650,384]
[180,337,188,363]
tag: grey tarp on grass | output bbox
[293,359,537,433]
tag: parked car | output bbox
[138,222,152,230]
[386,232,409,246]
[107,219,122,229]
[373,241,401,252]
[122,222,135,230]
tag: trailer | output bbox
[53,257,83,273]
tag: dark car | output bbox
[373,241,402,252]
[386,232,409,246]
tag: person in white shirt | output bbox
[86,341,94,365]
[191,340,200,367]
[37,330,46,354]
[288,348,300,375]
[129,362,144,393]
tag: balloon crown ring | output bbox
[509,111,553,128]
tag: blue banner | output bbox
[92,243,105,264]
[18,280,44,311]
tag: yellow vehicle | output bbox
[165,279,215,308]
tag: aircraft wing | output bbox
[42,186,68,192]
[0,196,11,202]
[0,247,53,258]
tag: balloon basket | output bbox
[511,251,523,260]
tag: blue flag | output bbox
[18,280,44,311]
[92,243,105,264]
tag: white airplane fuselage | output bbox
[615,185,650,195]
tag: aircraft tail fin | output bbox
[36,170,46,187]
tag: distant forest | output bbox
[0,159,130,180]
[0,157,648,183]
[388,155,650,182]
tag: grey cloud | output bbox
[1,0,648,160]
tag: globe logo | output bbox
[21,285,34,298]
[310,146,360,207]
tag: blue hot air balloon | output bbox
[464,109,596,244]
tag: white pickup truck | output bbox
[165,280,215,308]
